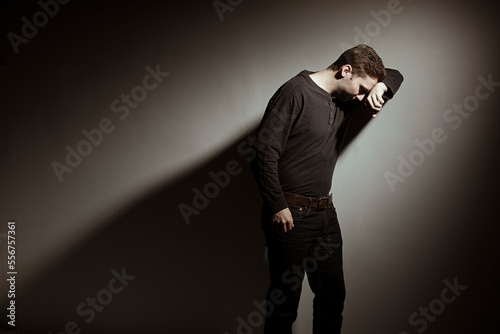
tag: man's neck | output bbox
[309,69,338,95]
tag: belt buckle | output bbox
[318,194,330,209]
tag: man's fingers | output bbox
[376,95,385,107]
[272,207,294,234]
[368,97,380,111]
[368,94,384,111]
[273,219,294,234]
[374,94,384,106]
[280,219,293,233]
[368,97,375,110]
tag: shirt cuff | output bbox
[268,196,289,215]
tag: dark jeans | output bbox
[262,202,345,334]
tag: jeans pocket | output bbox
[289,204,309,220]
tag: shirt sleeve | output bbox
[382,68,404,100]
[251,83,300,214]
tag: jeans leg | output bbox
[263,240,306,334]
[306,206,345,334]
[261,205,316,334]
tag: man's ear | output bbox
[341,65,352,78]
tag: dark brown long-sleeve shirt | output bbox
[252,68,404,214]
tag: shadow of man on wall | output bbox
[17,104,374,334]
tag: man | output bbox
[252,44,403,333]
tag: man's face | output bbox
[335,67,378,102]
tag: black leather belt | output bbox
[284,192,332,209]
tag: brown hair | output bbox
[329,44,386,81]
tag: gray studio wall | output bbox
[1,0,499,333]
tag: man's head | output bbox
[330,44,386,81]
[329,44,386,101]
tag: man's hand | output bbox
[272,207,294,234]
[366,82,388,116]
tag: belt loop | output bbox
[307,197,312,208]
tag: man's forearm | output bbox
[382,68,404,100]
[251,146,289,214]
